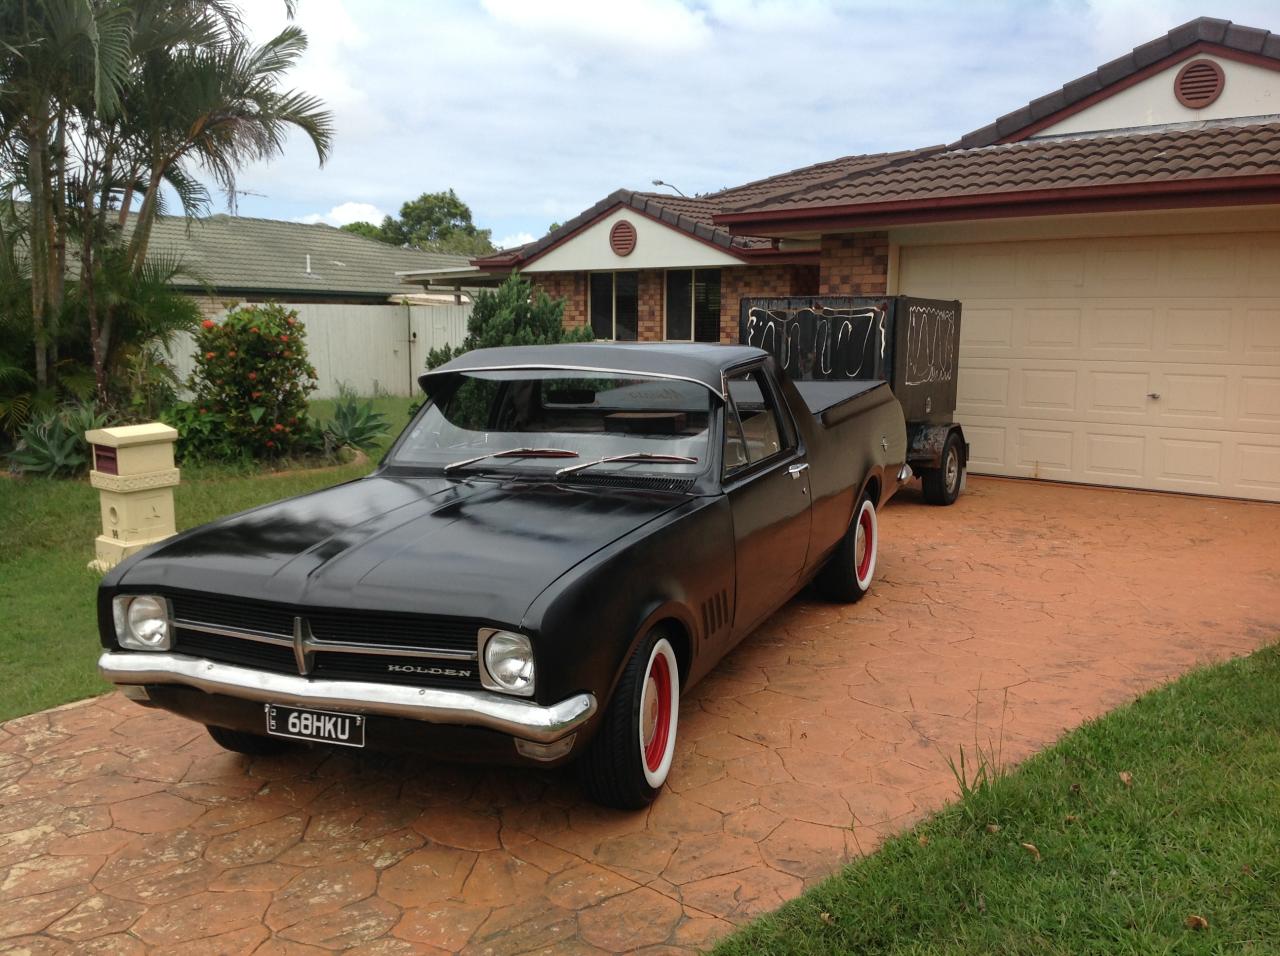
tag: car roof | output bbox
[418,342,768,397]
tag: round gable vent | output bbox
[609,220,637,257]
[1174,59,1225,109]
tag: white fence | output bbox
[169,302,470,398]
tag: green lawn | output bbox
[714,645,1280,956]
[0,395,416,722]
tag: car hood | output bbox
[116,474,689,625]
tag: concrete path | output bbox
[1,478,1277,954]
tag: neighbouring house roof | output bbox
[142,214,472,299]
[957,16,1280,149]
[713,120,1280,229]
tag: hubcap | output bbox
[641,652,672,772]
[944,448,959,493]
[855,505,875,583]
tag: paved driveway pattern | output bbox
[2,478,1277,954]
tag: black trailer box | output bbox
[739,295,962,425]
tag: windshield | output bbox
[391,369,712,477]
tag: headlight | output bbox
[113,595,171,651]
[480,629,534,696]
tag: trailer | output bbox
[740,295,968,505]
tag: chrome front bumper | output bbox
[98,651,596,744]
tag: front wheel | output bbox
[578,631,680,809]
[922,432,965,506]
[815,493,878,602]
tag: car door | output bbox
[723,365,812,639]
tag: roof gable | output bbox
[521,202,749,273]
[1033,50,1280,139]
[957,17,1280,148]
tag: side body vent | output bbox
[701,590,730,640]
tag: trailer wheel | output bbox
[922,432,964,506]
[815,492,878,602]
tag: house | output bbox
[143,213,474,314]
[405,16,1280,503]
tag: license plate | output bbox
[265,704,365,748]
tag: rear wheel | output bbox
[815,492,878,602]
[922,432,964,506]
[579,630,680,809]
[206,724,292,756]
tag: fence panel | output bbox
[168,301,470,398]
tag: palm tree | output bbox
[121,22,333,273]
[1,1,330,400]
[0,0,131,388]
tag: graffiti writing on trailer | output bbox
[903,304,958,386]
[742,305,886,381]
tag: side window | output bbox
[723,369,791,476]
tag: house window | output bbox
[664,269,721,342]
[589,272,638,341]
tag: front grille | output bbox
[168,593,484,689]
[175,630,296,674]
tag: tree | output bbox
[339,220,382,241]
[0,0,331,403]
[425,273,592,369]
[340,189,496,255]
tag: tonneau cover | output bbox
[793,379,885,418]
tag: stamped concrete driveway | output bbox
[2,478,1278,954]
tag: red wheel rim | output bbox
[643,652,672,772]
[856,506,874,582]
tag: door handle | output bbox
[787,463,809,479]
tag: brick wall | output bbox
[818,233,889,295]
[532,263,818,343]
[530,272,588,330]
[637,271,663,341]
[719,264,819,342]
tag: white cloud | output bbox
[496,231,537,250]
[295,201,385,227]
[480,0,710,53]
[220,0,1280,246]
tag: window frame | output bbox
[587,270,639,342]
[662,268,722,343]
[720,364,798,482]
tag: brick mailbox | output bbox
[85,422,180,572]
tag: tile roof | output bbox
[719,121,1280,217]
[705,149,929,206]
[475,152,925,267]
[140,214,470,298]
[473,188,773,268]
[957,17,1280,149]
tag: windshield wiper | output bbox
[443,447,579,473]
[555,452,698,477]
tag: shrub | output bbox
[162,400,241,465]
[425,272,593,369]
[323,386,390,455]
[187,304,319,459]
[9,402,110,477]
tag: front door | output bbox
[723,366,812,638]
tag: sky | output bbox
[223,0,1280,251]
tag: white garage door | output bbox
[900,233,1280,502]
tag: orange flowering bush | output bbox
[187,304,319,459]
